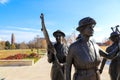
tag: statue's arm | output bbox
[99,46,112,73]
[47,49,55,63]
[99,46,119,59]
[99,58,107,74]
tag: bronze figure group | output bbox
[41,13,120,80]
[65,17,119,80]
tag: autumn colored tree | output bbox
[19,42,28,49]
[11,44,16,49]
[0,41,5,50]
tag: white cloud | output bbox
[0,0,9,4]
[0,27,44,43]
[94,27,103,32]
[15,27,41,32]
[0,37,2,41]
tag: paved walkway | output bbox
[0,55,110,80]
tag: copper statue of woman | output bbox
[47,30,68,80]
[65,17,119,80]
[100,32,120,80]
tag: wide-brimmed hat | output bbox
[53,30,65,37]
[109,32,119,39]
[76,17,96,31]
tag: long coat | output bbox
[47,43,68,80]
[66,39,119,80]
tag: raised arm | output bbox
[40,13,59,62]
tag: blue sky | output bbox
[0,0,120,43]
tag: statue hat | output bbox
[76,17,96,31]
[109,32,119,39]
[53,30,65,37]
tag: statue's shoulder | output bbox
[75,38,83,44]
[69,38,82,48]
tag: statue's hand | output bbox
[98,69,103,74]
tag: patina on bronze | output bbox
[65,17,119,80]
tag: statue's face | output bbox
[110,36,119,43]
[55,34,63,43]
[82,24,94,37]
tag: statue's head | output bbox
[53,30,65,43]
[53,30,65,38]
[76,17,96,31]
[109,32,119,39]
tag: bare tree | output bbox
[0,41,5,50]
[19,42,28,49]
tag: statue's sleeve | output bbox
[47,50,55,63]
[99,46,119,59]
[99,46,113,73]
[99,46,112,73]
[99,58,107,74]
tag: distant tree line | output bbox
[0,34,110,50]
[0,35,46,50]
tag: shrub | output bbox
[28,53,41,58]
[1,53,41,60]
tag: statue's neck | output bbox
[81,34,90,42]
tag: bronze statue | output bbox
[100,31,120,80]
[65,17,119,80]
[47,30,68,80]
[40,13,68,80]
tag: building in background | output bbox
[11,33,15,44]
[11,33,16,49]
